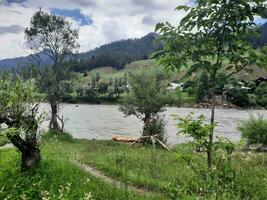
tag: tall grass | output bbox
[0,133,165,200]
[1,133,267,199]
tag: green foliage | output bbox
[173,113,215,151]
[0,146,157,200]
[0,134,8,146]
[154,0,266,104]
[238,114,267,145]
[255,82,267,108]
[155,0,266,170]
[225,87,250,107]
[0,75,39,138]
[144,116,166,143]
[119,70,168,136]
[23,136,267,200]
[172,113,238,194]
[25,10,79,65]
[0,75,38,116]
[120,70,168,120]
[25,10,80,131]
[155,0,266,75]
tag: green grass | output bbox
[45,133,267,199]
[1,133,267,199]
[0,136,165,200]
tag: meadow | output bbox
[1,132,266,200]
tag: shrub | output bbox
[144,115,166,143]
[0,134,8,146]
[248,94,257,107]
[119,70,168,137]
[238,114,267,145]
[225,87,250,107]
[256,82,267,108]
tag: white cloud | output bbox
[0,0,191,59]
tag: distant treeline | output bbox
[247,22,267,48]
[68,33,162,72]
[67,24,267,73]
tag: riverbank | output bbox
[60,100,267,110]
[1,133,266,199]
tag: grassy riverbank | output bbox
[1,133,267,199]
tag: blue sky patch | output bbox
[255,18,267,25]
[51,8,93,26]
[6,0,27,5]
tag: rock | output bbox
[246,143,267,152]
[248,143,263,151]
[259,145,267,152]
[0,123,8,130]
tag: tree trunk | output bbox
[8,134,41,171]
[207,84,216,171]
[21,145,41,171]
[49,100,61,132]
[142,114,151,136]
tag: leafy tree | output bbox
[0,75,40,170]
[25,10,79,132]
[119,70,168,137]
[155,0,266,170]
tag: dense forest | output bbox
[68,32,162,72]
[248,22,267,47]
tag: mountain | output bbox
[68,32,161,72]
[247,22,267,48]
[0,33,161,71]
[1,21,267,72]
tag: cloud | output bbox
[0,0,191,59]
[51,8,93,26]
[142,16,157,26]
[6,0,27,5]
[0,24,24,35]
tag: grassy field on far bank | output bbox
[1,133,267,199]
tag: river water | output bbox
[39,104,267,145]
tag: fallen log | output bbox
[112,134,170,151]
[112,135,140,142]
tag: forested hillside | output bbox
[0,23,267,72]
[248,22,267,47]
[68,32,161,72]
[0,33,161,71]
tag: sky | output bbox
[0,0,192,59]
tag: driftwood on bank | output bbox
[112,134,170,151]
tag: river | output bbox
[39,104,267,145]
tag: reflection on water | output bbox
[39,104,267,145]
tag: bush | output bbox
[119,70,168,137]
[248,94,257,107]
[256,82,267,108]
[225,87,250,107]
[0,135,8,146]
[238,114,267,145]
[144,115,166,143]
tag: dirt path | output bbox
[72,160,158,196]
